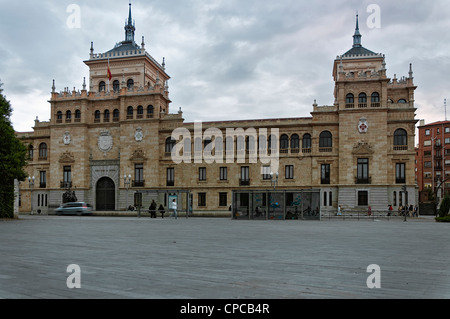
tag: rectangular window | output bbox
[424,162,432,168]
[134,163,144,187]
[198,193,206,207]
[63,166,71,188]
[321,164,330,185]
[323,191,327,206]
[219,167,227,181]
[285,165,294,180]
[167,168,174,186]
[262,166,271,180]
[425,129,430,136]
[396,163,406,184]
[240,166,250,185]
[357,158,369,184]
[446,127,450,133]
[358,191,368,206]
[445,138,450,144]
[219,192,227,207]
[39,171,47,188]
[199,167,206,181]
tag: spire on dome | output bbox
[353,14,362,48]
[124,2,135,43]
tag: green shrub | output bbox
[438,195,450,218]
[435,215,450,223]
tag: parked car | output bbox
[55,202,93,216]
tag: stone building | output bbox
[17,7,418,216]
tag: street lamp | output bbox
[28,176,35,215]
[124,174,131,210]
[270,172,279,190]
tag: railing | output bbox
[393,145,408,151]
[355,177,372,184]
[132,180,145,187]
[60,181,72,189]
[239,179,250,186]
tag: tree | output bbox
[0,81,28,218]
[438,194,450,218]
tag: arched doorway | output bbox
[96,177,115,211]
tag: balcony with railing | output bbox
[355,176,372,185]
[239,179,250,186]
[132,180,145,187]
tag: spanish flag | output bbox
[107,59,112,81]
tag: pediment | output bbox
[352,141,374,155]
[130,149,147,162]
[59,151,75,163]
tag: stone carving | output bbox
[98,130,113,153]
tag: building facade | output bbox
[416,120,450,203]
[17,7,418,215]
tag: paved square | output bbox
[0,215,449,299]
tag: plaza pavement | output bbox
[0,214,449,299]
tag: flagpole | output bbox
[107,58,110,93]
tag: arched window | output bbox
[302,133,312,150]
[56,111,63,121]
[291,134,300,151]
[99,81,106,92]
[113,80,120,92]
[104,110,110,122]
[94,110,101,122]
[147,105,154,118]
[358,93,367,107]
[398,99,407,104]
[346,93,354,107]
[127,79,134,91]
[75,110,81,120]
[268,134,277,151]
[39,143,48,159]
[28,145,34,160]
[194,137,203,155]
[371,92,380,103]
[319,131,332,148]
[113,109,120,121]
[66,110,72,121]
[394,129,408,146]
[165,137,176,153]
[127,106,134,119]
[137,105,144,118]
[280,134,289,152]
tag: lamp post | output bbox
[270,172,279,190]
[124,174,131,210]
[28,176,35,215]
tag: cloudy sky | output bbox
[1,0,449,135]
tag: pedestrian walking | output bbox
[170,199,177,219]
[388,205,393,216]
[337,205,342,216]
[149,200,157,218]
[158,204,165,218]
[414,205,419,217]
[368,206,372,216]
